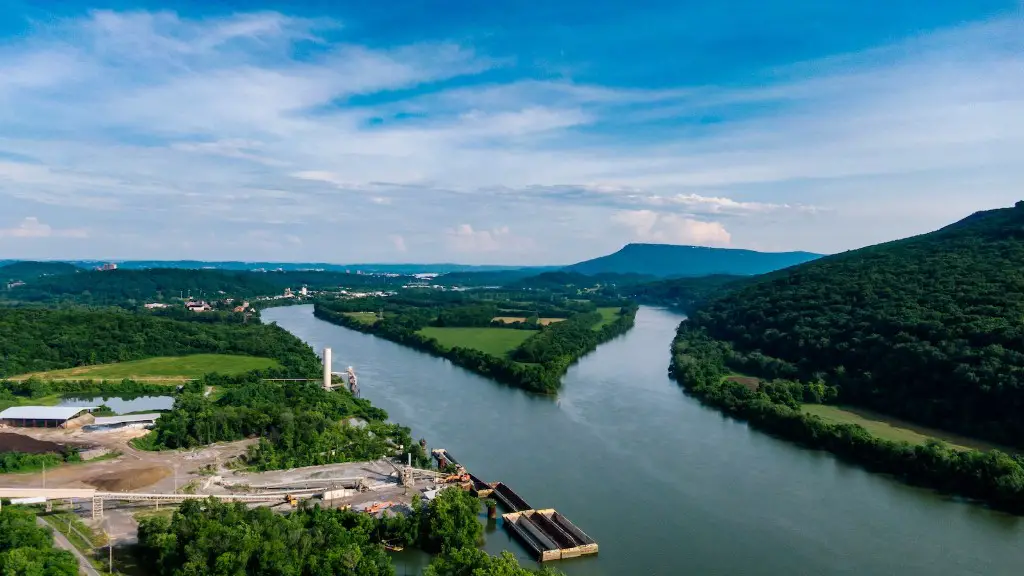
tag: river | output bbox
[262,305,1024,576]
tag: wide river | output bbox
[263,305,1024,575]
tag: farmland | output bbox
[593,307,622,330]
[343,311,379,325]
[417,327,537,357]
[801,404,1002,451]
[13,354,280,382]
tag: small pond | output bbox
[58,396,174,414]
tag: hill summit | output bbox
[566,243,821,277]
[690,201,1024,448]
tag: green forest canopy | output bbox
[689,201,1024,448]
[0,506,79,575]
[0,307,320,377]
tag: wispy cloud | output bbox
[0,8,1019,262]
[0,217,88,239]
[613,211,731,246]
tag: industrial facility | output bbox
[0,406,97,429]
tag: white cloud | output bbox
[389,234,407,252]
[0,217,88,239]
[0,10,1020,261]
[613,210,731,246]
[446,224,511,252]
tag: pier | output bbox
[431,449,598,562]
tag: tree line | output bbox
[0,307,321,378]
[136,489,559,576]
[314,298,637,394]
[670,324,1024,514]
[688,201,1024,449]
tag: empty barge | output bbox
[430,448,597,562]
[503,509,599,562]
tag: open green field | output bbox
[14,354,280,382]
[344,311,379,325]
[417,327,537,357]
[593,307,621,330]
[800,404,1011,452]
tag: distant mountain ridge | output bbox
[566,243,822,277]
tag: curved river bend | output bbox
[263,305,1024,576]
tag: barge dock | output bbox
[431,449,598,562]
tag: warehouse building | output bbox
[0,406,97,429]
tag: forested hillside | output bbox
[631,274,749,311]
[0,308,320,377]
[0,261,80,281]
[690,201,1024,447]
[567,243,820,277]
[1,267,411,305]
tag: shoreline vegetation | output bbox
[313,299,638,394]
[670,324,1024,515]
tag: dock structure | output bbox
[430,448,598,562]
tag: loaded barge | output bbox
[431,449,598,562]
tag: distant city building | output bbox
[186,300,211,312]
[300,286,308,296]
[96,262,118,271]
[284,288,294,298]
[6,281,25,289]
[144,303,170,309]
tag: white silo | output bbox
[322,347,332,390]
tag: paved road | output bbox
[36,516,102,576]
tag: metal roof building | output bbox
[0,406,96,428]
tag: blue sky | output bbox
[0,1,1020,264]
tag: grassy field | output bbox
[800,404,1008,451]
[14,354,280,382]
[418,327,537,357]
[344,311,379,325]
[593,307,621,330]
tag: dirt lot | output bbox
[726,375,761,392]
[0,426,254,491]
[1,426,443,546]
[0,432,92,454]
[491,316,566,325]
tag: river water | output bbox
[262,305,1024,576]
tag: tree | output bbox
[421,488,484,553]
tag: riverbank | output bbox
[312,300,637,394]
[670,323,1024,515]
[264,304,1024,576]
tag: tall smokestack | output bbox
[323,347,332,390]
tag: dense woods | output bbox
[0,307,320,377]
[0,507,79,575]
[135,374,429,470]
[689,202,1024,448]
[671,324,1024,514]
[630,274,749,311]
[136,490,555,576]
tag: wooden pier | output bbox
[431,449,598,562]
